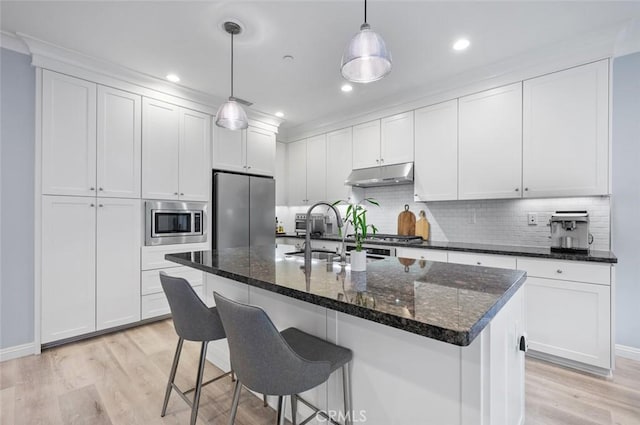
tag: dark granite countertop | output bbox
[275,234,617,264]
[166,246,527,347]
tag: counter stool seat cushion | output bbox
[281,327,352,373]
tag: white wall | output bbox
[0,48,35,349]
[612,51,640,351]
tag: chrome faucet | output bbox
[304,202,344,268]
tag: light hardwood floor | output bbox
[1,319,639,425]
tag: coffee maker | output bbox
[550,211,593,253]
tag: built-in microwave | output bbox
[145,201,207,246]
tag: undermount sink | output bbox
[285,250,340,261]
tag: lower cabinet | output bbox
[42,196,141,343]
[448,251,517,269]
[396,247,448,262]
[520,257,612,371]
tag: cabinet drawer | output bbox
[396,247,447,262]
[141,266,204,295]
[448,252,516,269]
[141,242,209,270]
[141,285,204,319]
[517,258,610,285]
[310,240,340,252]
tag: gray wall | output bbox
[612,51,640,350]
[0,48,35,349]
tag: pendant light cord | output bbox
[364,0,367,24]
[230,31,234,98]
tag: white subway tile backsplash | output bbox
[277,185,611,251]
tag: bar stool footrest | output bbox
[295,394,343,425]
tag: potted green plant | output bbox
[333,198,379,271]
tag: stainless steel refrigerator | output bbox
[212,171,275,249]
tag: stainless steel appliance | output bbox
[145,201,207,246]
[213,171,275,249]
[345,162,414,188]
[345,243,396,260]
[550,211,593,253]
[365,234,423,245]
[295,213,327,236]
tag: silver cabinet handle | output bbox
[180,193,184,196]
[174,192,179,195]
[515,188,519,192]
[90,203,95,207]
[247,166,252,169]
[98,187,103,191]
[375,159,380,164]
[556,269,563,274]
[98,204,103,207]
[380,158,384,163]
[477,261,482,265]
[525,188,529,191]
[90,187,95,191]
[420,256,425,259]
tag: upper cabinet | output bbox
[381,111,414,166]
[287,139,307,205]
[326,127,354,202]
[414,100,458,202]
[42,70,97,197]
[523,60,609,197]
[97,86,142,198]
[459,83,523,200]
[352,113,414,169]
[142,98,210,201]
[306,134,327,203]
[275,142,288,205]
[212,125,276,177]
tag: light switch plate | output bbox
[528,213,537,225]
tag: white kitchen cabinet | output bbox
[381,111,414,165]
[459,83,523,200]
[142,98,211,201]
[42,70,97,197]
[246,126,276,176]
[140,242,210,270]
[448,251,517,269]
[179,109,211,201]
[42,196,97,343]
[141,266,204,296]
[396,247,448,262]
[523,60,609,197]
[141,285,204,320]
[96,198,141,330]
[142,98,181,200]
[414,100,458,201]
[352,120,381,169]
[287,139,307,205]
[212,126,245,173]
[326,128,354,202]
[525,276,611,370]
[306,134,327,203]
[275,142,288,205]
[212,126,276,177]
[96,86,141,198]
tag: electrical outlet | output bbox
[528,213,537,225]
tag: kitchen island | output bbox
[166,246,527,425]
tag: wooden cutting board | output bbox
[416,210,430,240]
[397,205,416,236]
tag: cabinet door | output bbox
[352,120,381,169]
[447,251,517,269]
[212,126,246,173]
[142,98,180,200]
[287,140,307,205]
[459,83,523,200]
[179,108,211,201]
[523,60,609,197]
[306,134,327,203]
[414,100,458,201]
[381,111,414,165]
[96,86,141,198]
[96,198,141,330]
[526,277,611,369]
[326,128,354,202]
[41,196,96,343]
[246,126,276,176]
[275,142,288,205]
[42,70,97,196]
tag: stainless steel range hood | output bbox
[345,162,414,188]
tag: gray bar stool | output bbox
[160,272,233,425]
[213,292,354,425]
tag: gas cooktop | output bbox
[348,233,424,244]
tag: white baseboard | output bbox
[616,344,640,362]
[0,342,36,362]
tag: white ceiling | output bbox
[2,1,640,131]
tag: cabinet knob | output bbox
[98,204,104,207]
[98,187,103,191]
[476,261,482,265]
[375,159,379,164]
[556,269,563,274]
[174,192,179,195]
[90,187,95,191]
[515,188,519,192]
[90,203,95,207]
[180,193,184,196]
[420,256,424,259]
[524,188,529,191]
[247,166,252,169]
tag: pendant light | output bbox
[216,21,248,130]
[340,0,392,83]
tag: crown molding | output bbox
[282,21,625,142]
[0,31,29,55]
[12,32,284,131]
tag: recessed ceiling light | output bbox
[453,39,470,51]
[166,74,180,83]
[275,111,284,118]
[282,55,294,62]
[341,83,353,92]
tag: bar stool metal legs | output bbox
[290,394,298,425]
[342,363,352,425]
[228,380,242,425]
[276,396,287,425]
[190,341,209,425]
[162,337,184,417]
